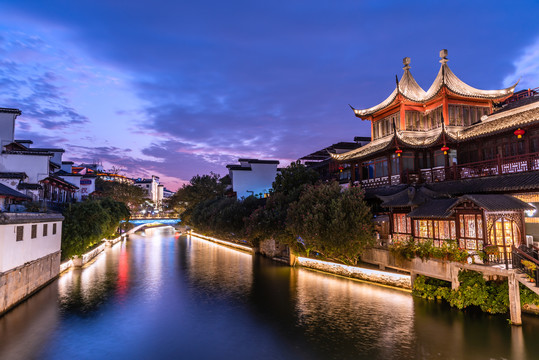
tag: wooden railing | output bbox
[512,245,539,287]
[360,151,539,188]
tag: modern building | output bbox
[332,50,539,267]
[134,175,164,208]
[226,158,280,199]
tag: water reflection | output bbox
[1,232,539,359]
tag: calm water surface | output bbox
[1,230,539,360]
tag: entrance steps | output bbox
[516,273,539,296]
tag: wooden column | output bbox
[508,272,522,326]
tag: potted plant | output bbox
[484,245,498,255]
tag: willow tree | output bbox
[286,181,374,265]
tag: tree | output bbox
[271,161,319,200]
[61,199,130,259]
[245,162,319,245]
[286,181,374,264]
[170,172,227,224]
[95,178,146,210]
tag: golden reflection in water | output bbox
[295,267,415,357]
[187,234,253,298]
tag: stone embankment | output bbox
[189,231,412,290]
[297,256,412,290]
[60,224,147,272]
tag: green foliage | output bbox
[271,161,319,200]
[191,196,263,241]
[286,181,374,264]
[169,172,227,224]
[520,286,539,306]
[95,178,146,210]
[245,192,291,246]
[61,199,130,259]
[413,270,539,315]
[389,238,469,263]
[412,275,451,300]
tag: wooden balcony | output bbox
[359,151,539,188]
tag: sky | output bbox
[1,0,539,190]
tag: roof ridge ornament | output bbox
[439,49,448,64]
[403,57,411,70]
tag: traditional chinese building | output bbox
[332,50,539,267]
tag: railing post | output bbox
[497,153,502,175]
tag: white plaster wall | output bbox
[0,221,62,272]
[58,175,82,201]
[232,163,277,199]
[79,177,95,199]
[0,154,50,183]
[0,112,16,149]
[0,178,20,191]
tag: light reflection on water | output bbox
[0,230,538,359]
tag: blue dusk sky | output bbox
[1,0,539,190]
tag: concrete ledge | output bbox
[297,256,412,290]
[189,231,254,253]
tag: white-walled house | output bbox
[0,212,63,314]
[0,108,21,150]
[134,175,163,207]
[226,159,280,199]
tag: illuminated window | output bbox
[458,214,484,250]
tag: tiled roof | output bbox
[0,108,21,115]
[426,171,539,195]
[352,52,516,118]
[330,136,393,161]
[456,194,534,212]
[377,186,445,208]
[456,101,539,140]
[424,60,517,101]
[0,183,30,199]
[407,198,459,219]
[17,183,43,190]
[0,172,27,179]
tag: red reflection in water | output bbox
[116,246,129,300]
[174,232,181,239]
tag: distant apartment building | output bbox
[134,175,164,207]
[226,159,280,199]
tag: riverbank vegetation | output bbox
[61,198,130,259]
[413,271,539,314]
[180,162,374,264]
[389,238,470,263]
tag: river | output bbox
[1,229,539,360]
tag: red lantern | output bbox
[338,166,344,173]
[514,128,525,139]
[395,149,402,157]
[441,146,450,155]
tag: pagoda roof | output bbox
[352,50,517,118]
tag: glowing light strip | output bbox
[189,231,254,253]
[525,217,539,223]
[297,256,411,281]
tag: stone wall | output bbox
[361,247,455,282]
[297,256,412,290]
[258,238,288,259]
[0,251,60,315]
